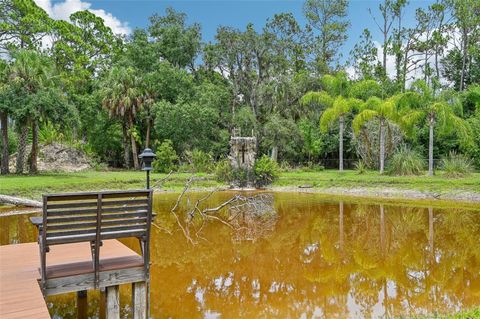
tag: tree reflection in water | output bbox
[1,192,480,318]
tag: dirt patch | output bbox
[9,142,93,173]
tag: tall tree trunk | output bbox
[339,116,344,171]
[460,28,468,91]
[382,19,388,77]
[379,119,385,174]
[29,120,38,174]
[145,118,151,149]
[16,125,29,174]
[122,123,131,168]
[129,112,139,169]
[428,119,434,176]
[0,111,9,175]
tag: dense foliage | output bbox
[441,151,475,178]
[387,147,425,176]
[0,0,479,175]
[254,155,281,187]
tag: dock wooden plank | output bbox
[0,240,140,319]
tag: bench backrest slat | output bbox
[44,190,152,246]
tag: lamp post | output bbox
[139,148,156,189]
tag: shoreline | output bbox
[269,185,480,203]
[1,186,479,217]
[1,170,479,211]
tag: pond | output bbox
[1,192,480,318]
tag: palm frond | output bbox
[301,91,333,108]
[353,109,378,133]
[319,107,338,132]
[359,96,382,112]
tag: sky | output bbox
[35,0,436,65]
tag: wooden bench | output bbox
[30,189,153,318]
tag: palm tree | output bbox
[142,73,157,148]
[301,72,355,171]
[9,50,56,174]
[399,81,472,176]
[353,96,398,174]
[302,92,358,171]
[100,67,144,169]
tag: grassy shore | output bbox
[414,308,480,319]
[0,170,221,199]
[0,169,479,203]
[277,170,480,193]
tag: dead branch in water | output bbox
[168,176,277,244]
[152,171,174,189]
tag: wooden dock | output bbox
[0,240,141,319]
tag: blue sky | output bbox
[45,0,435,63]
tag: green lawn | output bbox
[413,308,480,319]
[275,170,480,193]
[0,170,221,199]
[0,169,479,202]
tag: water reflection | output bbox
[1,192,480,318]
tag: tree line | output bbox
[0,0,479,175]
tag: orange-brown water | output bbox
[1,192,480,318]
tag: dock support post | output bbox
[106,285,120,319]
[132,281,147,319]
[99,288,106,319]
[77,290,88,319]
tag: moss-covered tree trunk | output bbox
[0,111,9,175]
[129,112,139,169]
[16,125,29,174]
[145,118,151,149]
[29,120,38,174]
[122,122,131,168]
[379,118,386,174]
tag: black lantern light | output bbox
[139,148,156,189]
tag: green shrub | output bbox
[153,140,178,173]
[279,160,292,172]
[387,147,425,176]
[186,149,214,173]
[39,122,64,145]
[301,162,325,172]
[254,155,280,187]
[215,158,233,183]
[354,160,367,174]
[441,151,474,178]
[215,159,254,187]
[232,168,251,187]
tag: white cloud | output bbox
[34,0,131,35]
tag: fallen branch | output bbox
[0,209,41,217]
[167,175,277,244]
[0,194,42,207]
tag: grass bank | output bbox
[413,307,480,319]
[0,169,479,203]
[0,171,221,200]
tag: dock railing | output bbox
[29,189,153,319]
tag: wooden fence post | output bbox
[132,281,147,319]
[99,288,106,319]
